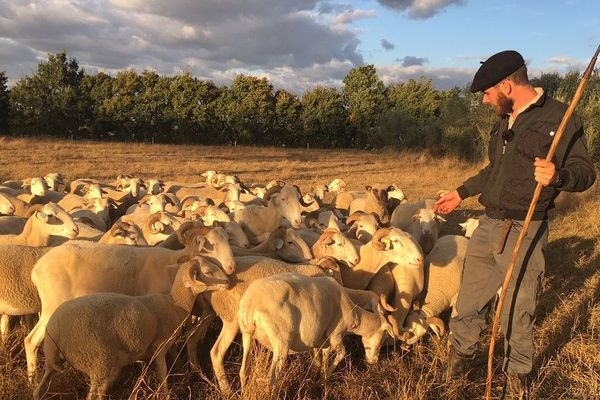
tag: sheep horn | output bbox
[379,294,397,312]
[425,316,446,337]
[176,221,198,244]
[263,185,283,201]
[146,212,164,234]
[163,193,181,212]
[345,211,366,226]
[371,228,392,251]
[26,204,45,218]
[109,221,132,237]
[386,314,401,340]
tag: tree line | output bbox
[1,52,599,162]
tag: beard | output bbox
[494,92,514,116]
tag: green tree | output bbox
[342,65,386,148]
[438,87,495,160]
[274,89,302,146]
[100,69,143,140]
[530,72,563,98]
[78,72,115,137]
[554,70,581,104]
[301,86,348,148]
[0,71,9,133]
[216,74,276,145]
[578,73,600,161]
[377,78,442,149]
[169,73,221,143]
[9,51,84,137]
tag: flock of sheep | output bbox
[0,171,480,399]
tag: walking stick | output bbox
[485,44,600,400]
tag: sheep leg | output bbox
[239,331,253,392]
[87,370,120,400]
[268,344,288,393]
[32,367,57,400]
[154,349,171,397]
[209,320,239,395]
[0,314,9,343]
[327,340,346,376]
[321,346,332,377]
[187,312,217,370]
[25,316,48,383]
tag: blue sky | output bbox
[0,0,598,92]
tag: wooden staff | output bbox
[485,44,600,400]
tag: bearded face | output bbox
[493,90,514,116]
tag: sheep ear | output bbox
[273,238,284,249]
[365,185,372,192]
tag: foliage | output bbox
[530,72,563,98]
[0,71,8,133]
[4,51,600,162]
[301,86,349,148]
[9,52,84,137]
[342,65,386,148]
[274,89,302,146]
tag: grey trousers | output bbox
[449,215,548,374]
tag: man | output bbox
[435,50,596,398]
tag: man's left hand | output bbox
[534,157,558,186]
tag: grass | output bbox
[0,135,599,399]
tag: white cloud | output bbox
[377,0,465,19]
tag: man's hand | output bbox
[434,190,462,215]
[533,157,558,186]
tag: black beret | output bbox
[470,50,525,93]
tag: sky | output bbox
[0,0,599,93]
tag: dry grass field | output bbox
[0,136,599,400]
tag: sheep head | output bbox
[312,228,359,268]
[0,193,16,215]
[181,256,230,294]
[27,202,79,239]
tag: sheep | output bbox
[311,228,360,268]
[390,203,446,254]
[68,198,115,232]
[97,221,148,245]
[0,245,51,343]
[303,208,344,232]
[0,177,49,200]
[196,255,366,393]
[237,272,395,392]
[403,235,469,345]
[144,178,165,195]
[340,227,422,290]
[345,211,381,244]
[24,222,235,381]
[459,217,480,238]
[0,193,16,216]
[233,185,310,244]
[0,193,30,218]
[58,185,107,212]
[386,184,408,215]
[337,227,425,338]
[348,185,391,224]
[232,226,313,263]
[0,216,26,235]
[43,173,65,192]
[119,212,181,246]
[33,256,230,400]
[0,203,79,246]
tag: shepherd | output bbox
[435,49,597,398]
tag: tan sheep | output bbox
[33,257,230,400]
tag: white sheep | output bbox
[403,235,469,344]
[0,203,79,246]
[0,193,16,216]
[0,245,51,343]
[390,203,446,254]
[459,217,480,238]
[231,226,313,263]
[200,255,351,393]
[33,257,230,400]
[24,222,235,381]
[237,272,395,392]
[348,184,391,224]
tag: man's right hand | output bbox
[434,190,462,214]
